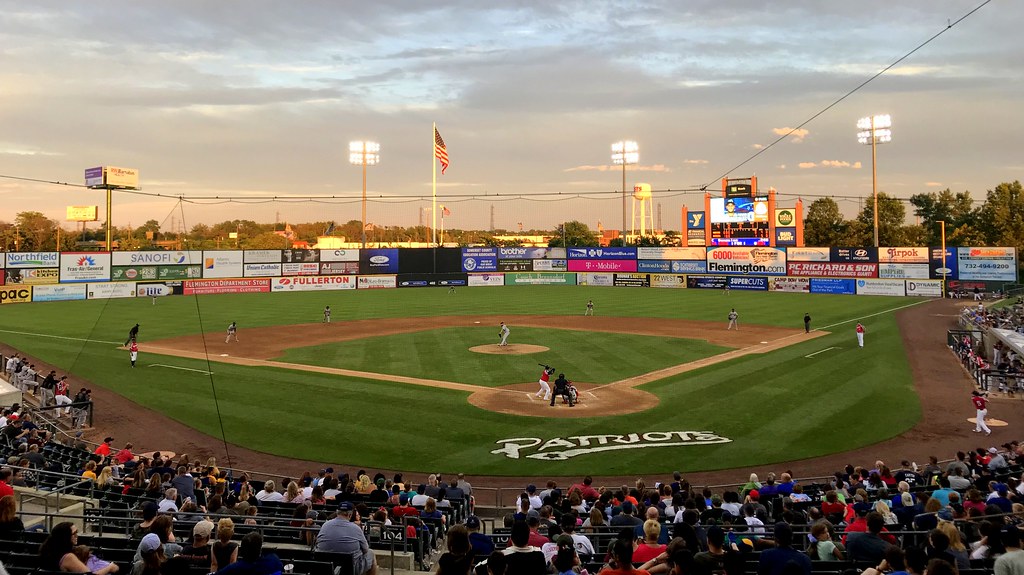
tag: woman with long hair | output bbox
[284,481,305,504]
[0,495,24,534]
[39,522,90,572]
[310,484,326,506]
[422,497,447,526]
[435,524,474,574]
[583,506,606,531]
[96,466,116,490]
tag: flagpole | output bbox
[432,122,437,246]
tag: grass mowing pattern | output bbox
[0,287,924,475]
[276,327,731,386]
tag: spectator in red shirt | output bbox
[392,493,419,519]
[526,516,549,548]
[569,476,601,502]
[0,469,14,497]
[115,443,136,465]
[94,437,114,457]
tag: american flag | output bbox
[434,127,449,174]
[442,205,451,217]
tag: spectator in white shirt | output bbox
[256,479,284,502]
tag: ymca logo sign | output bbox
[492,430,731,461]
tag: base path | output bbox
[142,315,817,418]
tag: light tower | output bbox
[631,183,654,238]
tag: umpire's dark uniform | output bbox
[550,375,574,406]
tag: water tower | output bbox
[631,183,654,238]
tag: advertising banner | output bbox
[687,228,706,247]
[906,280,943,297]
[613,273,650,287]
[577,273,614,286]
[59,252,111,282]
[397,273,468,288]
[87,282,136,299]
[877,263,930,279]
[787,262,878,278]
[709,197,769,223]
[158,265,202,280]
[947,279,1002,293]
[243,250,282,263]
[879,247,929,264]
[929,247,958,280]
[774,209,797,228]
[830,247,878,263]
[786,247,831,262]
[686,275,728,289]
[33,284,87,302]
[774,228,797,246]
[271,275,357,292]
[650,274,687,288]
[706,247,786,275]
[66,206,99,221]
[810,278,856,295]
[687,211,706,229]
[357,275,397,289]
[104,166,139,188]
[468,273,505,287]
[637,247,706,260]
[282,262,320,276]
[567,260,638,273]
[183,278,270,295]
[497,247,551,260]
[319,262,360,275]
[244,263,282,277]
[727,276,769,291]
[5,268,59,285]
[137,283,175,298]
[498,260,533,272]
[111,251,202,266]
[319,249,360,262]
[567,247,637,260]
[85,167,104,188]
[770,277,810,292]
[0,286,32,304]
[0,272,4,286]
[504,273,577,285]
[360,248,399,274]
[670,260,707,274]
[957,247,1017,281]
[638,260,671,273]
[531,259,567,271]
[855,278,906,296]
[282,249,320,263]
[461,247,498,273]
[112,266,157,282]
[202,251,244,279]
[6,252,59,268]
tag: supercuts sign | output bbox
[492,430,731,461]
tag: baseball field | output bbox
[0,286,923,476]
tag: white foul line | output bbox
[149,364,214,375]
[805,347,839,358]
[817,299,928,331]
[0,328,122,346]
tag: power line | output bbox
[703,0,994,188]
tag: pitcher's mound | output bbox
[470,344,549,355]
[967,417,1008,427]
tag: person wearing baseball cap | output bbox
[465,516,494,561]
[179,520,215,567]
[315,501,377,575]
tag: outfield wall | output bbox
[0,246,1014,304]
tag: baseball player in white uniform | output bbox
[225,321,239,343]
[498,322,510,346]
[536,366,555,401]
[727,309,738,330]
[585,300,594,316]
[856,323,865,348]
[323,306,331,323]
[972,391,992,435]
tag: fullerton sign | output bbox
[492,430,731,461]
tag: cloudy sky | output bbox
[0,1,1020,234]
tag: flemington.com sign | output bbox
[492,430,732,461]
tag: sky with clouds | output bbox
[0,0,1020,233]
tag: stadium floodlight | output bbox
[611,140,639,245]
[857,115,892,248]
[349,141,380,249]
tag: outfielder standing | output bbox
[972,390,992,435]
[225,321,239,343]
[856,323,865,348]
[129,340,139,368]
[585,300,594,316]
[727,309,738,330]
[536,365,555,401]
[323,306,331,323]
[498,322,510,346]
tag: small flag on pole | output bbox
[434,127,449,174]
[442,205,451,217]
[324,221,335,235]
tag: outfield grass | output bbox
[276,327,731,386]
[0,287,925,475]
